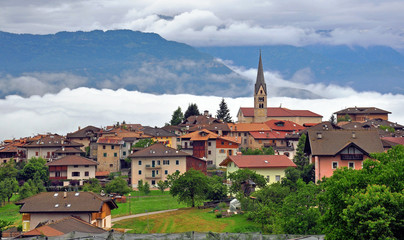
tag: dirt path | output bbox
[111,209,179,223]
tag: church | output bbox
[237,53,323,125]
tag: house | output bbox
[16,191,118,232]
[339,118,404,137]
[20,216,106,238]
[0,139,26,163]
[219,155,297,184]
[180,129,240,167]
[19,134,83,161]
[237,54,322,125]
[46,155,98,184]
[305,129,385,182]
[179,111,231,136]
[66,126,100,153]
[96,135,124,173]
[227,123,271,149]
[334,107,391,122]
[129,143,206,188]
[142,127,178,148]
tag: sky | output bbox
[0,0,404,140]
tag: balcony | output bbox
[340,154,363,160]
[145,174,161,179]
[145,164,161,169]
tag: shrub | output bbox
[215,212,222,218]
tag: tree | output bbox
[329,114,336,125]
[143,182,151,195]
[20,157,49,183]
[166,171,180,188]
[137,179,144,192]
[18,182,33,200]
[0,160,18,180]
[105,177,131,195]
[170,107,184,125]
[0,219,12,236]
[183,103,200,121]
[240,147,274,155]
[170,169,209,207]
[82,178,102,193]
[228,169,267,196]
[206,175,227,201]
[157,180,168,193]
[0,178,19,204]
[133,139,155,148]
[216,98,232,123]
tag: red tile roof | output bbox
[97,136,123,145]
[249,131,288,139]
[46,155,98,166]
[381,137,404,146]
[220,155,296,168]
[265,120,305,132]
[240,107,322,117]
[96,171,110,177]
[227,123,271,132]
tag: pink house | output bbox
[305,129,384,182]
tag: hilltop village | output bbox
[1,55,403,239]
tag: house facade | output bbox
[46,155,98,183]
[129,143,206,188]
[96,136,123,173]
[16,192,117,232]
[305,129,385,182]
[220,155,297,184]
[334,107,391,122]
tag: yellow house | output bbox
[142,127,178,148]
[219,155,296,184]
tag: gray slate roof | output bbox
[129,143,189,158]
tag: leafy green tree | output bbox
[228,169,267,196]
[206,175,227,201]
[341,184,403,240]
[133,139,155,148]
[240,147,274,155]
[0,219,12,236]
[137,179,144,192]
[278,180,321,234]
[143,182,151,195]
[319,145,404,239]
[20,157,49,183]
[0,178,19,204]
[82,178,102,193]
[166,171,180,188]
[216,98,232,123]
[170,169,209,207]
[105,177,131,195]
[170,107,184,125]
[183,103,200,121]
[337,114,351,122]
[18,182,33,200]
[157,180,168,193]
[0,160,18,180]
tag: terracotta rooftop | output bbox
[381,137,404,146]
[227,123,271,132]
[265,120,305,132]
[220,155,296,168]
[129,143,190,158]
[97,136,124,145]
[66,126,100,138]
[46,155,98,166]
[16,192,117,213]
[239,107,322,118]
[249,131,288,140]
[22,134,83,148]
[181,129,219,141]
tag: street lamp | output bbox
[128,193,131,215]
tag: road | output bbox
[111,209,179,223]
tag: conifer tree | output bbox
[183,103,200,121]
[170,107,184,125]
[216,98,233,123]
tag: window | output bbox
[55,171,61,177]
[103,145,106,149]
[109,164,113,167]
[332,162,338,169]
[138,160,142,165]
[111,145,115,150]
[36,152,39,156]
[157,160,161,165]
[73,165,78,168]
[266,176,270,182]
[219,149,225,153]
[208,150,211,155]
[221,141,224,145]
[275,175,281,182]
[176,160,179,165]
[138,180,142,185]
[138,170,142,175]
[207,160,213,165]
[163,160,170,165]
[85,165,89,168]
[152,180,156,185]
[244,139,247,144]
[123,151,126,156]
[114,153,117,157]
[72,172,80,177]
[208,142,211,146]
[103,153,107,157]
[85,171,89,176]
[244,133,247,137]
[229,142,232,145]
[123,143,126,147]
[348,162,355,169]
[165,170,168,175]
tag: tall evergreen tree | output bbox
[183,103,200,121]
[216,98,233,123]
[170,107,184,125]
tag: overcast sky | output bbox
[1,0,404,140]
[1,0,404,48]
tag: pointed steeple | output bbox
[255,51,267,94]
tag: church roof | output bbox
[239,107,322,118]
[255,53,267,95]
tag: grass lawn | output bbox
[112,193,187,218]
[112,208,261,234]
[0,201,21,227]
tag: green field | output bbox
[112,193,187,218]
[0,202,21,227]
[112,208,261,233]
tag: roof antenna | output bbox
[279,103,282,108]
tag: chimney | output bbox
[236,152,242,155]
[352,132,356,138]
[78,126,81,130]
[64,191,67,198]
[204,110,209,116]
[317,132,322,139]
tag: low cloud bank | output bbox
[1,87,403,141]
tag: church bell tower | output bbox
[253,52,268,123]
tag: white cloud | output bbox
[1,87,403,141]
[1,0,403,48]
